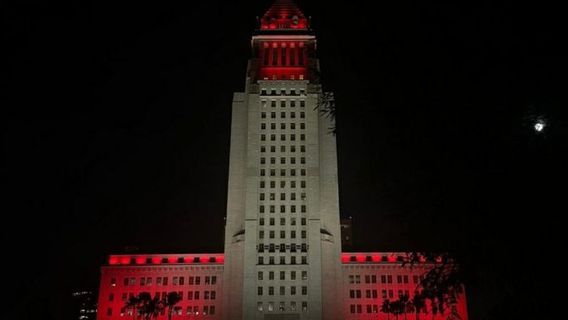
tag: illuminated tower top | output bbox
[259,0,310,31]
[250,0,317,83]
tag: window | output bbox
[109,293,114,301]
[291,271,297,280]
[281,101,286,108]
[195,277,201,285]
[269,231,275,238]
[302,286,307,295]
[291,301,297,311]
[268,302,274,312]
[269,286,274,296]
[259,231,264,239]
[194,291,200,300]
[257,302,263,312]
[280,286,285,295]
[261,112,266,119]
[110,278,116,287]
[258,287,263,295]
[301,218,306,225]
[302,271,308,280]
[300,100,305,108]
[302,301,308,312]
[291,286,296,295]
[260,205,265,213]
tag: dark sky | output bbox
[3,0,564,319]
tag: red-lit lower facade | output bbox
[97,252,467,320]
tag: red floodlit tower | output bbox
[250,0,316,82]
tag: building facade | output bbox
[96,1,468,320]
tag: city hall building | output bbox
[96,1,468,319]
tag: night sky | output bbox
[3,1,564,319]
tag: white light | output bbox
[534,121,545,132]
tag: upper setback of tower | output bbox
[249,0,317,83]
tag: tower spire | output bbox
[260,0,309,30]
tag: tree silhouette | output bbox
[163,292,182,320]
[124,295,141,320]
[381,299,392,320]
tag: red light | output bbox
[341,255,350,263]
[167,257,177,264]
[151,257,162,264]
[216,256,224,263]
[201,257,210,263]
[356,255,366,262]
[372,255,380,262]
[135,257,146,265]
[119,257,131,265]
[108,257,119,265]
[184,256,193,263]
[388,255,397,262]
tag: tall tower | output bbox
[223,1,343,319]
